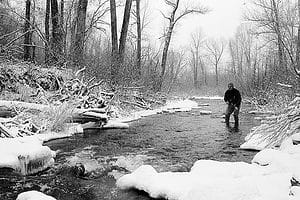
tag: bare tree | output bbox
[72,0,88,68]
[246,0,286,74]
[295,0,300,77]
[24,0,32,61]
[205,39,225,86]
[157,0,208,91]
[166,50,186,93]
[109,0,118,57]
[51,0,63,60]
[135,0,142,77]
[190,30,205,88]
[119,0,133,62]
[109,0,133,84]
[45,0,50,63]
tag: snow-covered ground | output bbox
[117,140,300,200]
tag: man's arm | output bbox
[235,90,241,108]
[224,91,228,103]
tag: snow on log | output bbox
[0,100,107,115]
[241,97,300,150]
[16,190,56,200]
[0,137,56,175]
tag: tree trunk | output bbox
[157,0,180,91]
[296,0,300,77]
[60,0,66,54]
[159,24,174,91]
[23,0,31,61]
[60,0,64,26]
[109,0,118,83]
[136,0,142,77]
[119,0,133,63]
[72,0,88,68]
[201,59,207,85]
[271,0,285,73]
[45,0,50,63]
[51,0,62,60]
[215,63,218,86]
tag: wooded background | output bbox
[0,0,299,101]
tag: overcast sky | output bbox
[145,0,245,49]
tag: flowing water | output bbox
[0,98,260,200]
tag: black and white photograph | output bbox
[0,0,300,199]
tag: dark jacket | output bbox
[224,88,241,107]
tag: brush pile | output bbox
[241,97,300,150]
[0,62,166,138]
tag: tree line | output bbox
[0,0,299,98]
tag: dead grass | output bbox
[36,102,76,133]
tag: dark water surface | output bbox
[0,99,260,200]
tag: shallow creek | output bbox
[0,98,261,200]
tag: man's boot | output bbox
[225,115,230,127]
[234,115,239,129]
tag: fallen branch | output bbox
[0,123,14,138]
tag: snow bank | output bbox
[0,137,56,175]
[291,132,300,143]
[117,140,300,200]
[114,99,200,122]
[252,148,300,182]
[16,190,56,200]
[240,133,270,150]
[117,160,294,200]
[191,96,223,100]
[161,99,199,113]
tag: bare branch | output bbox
[175,7,208,24]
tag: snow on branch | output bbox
[277,83,293,88]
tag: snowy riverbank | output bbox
[116,138,300,200]
[6,96,300,200]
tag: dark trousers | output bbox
[225,104,239,127]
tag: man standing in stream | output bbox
[224,83,242,129]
